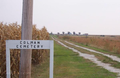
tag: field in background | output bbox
[0,22,49,78]
[58,35,120,54]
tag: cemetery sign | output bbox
[6,40,54,78]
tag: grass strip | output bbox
[60,40,120,69]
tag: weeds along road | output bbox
[52,37,120,78]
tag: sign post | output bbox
[6,40,54,78]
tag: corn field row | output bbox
[0,22,49,78]
[59,35,120,54]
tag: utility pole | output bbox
[19,0,33,78]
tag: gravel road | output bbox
[52,37,120,78]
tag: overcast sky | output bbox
[0,0,120,35]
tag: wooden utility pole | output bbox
[19,0,33,78]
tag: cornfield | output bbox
[59,35,120,54]
[0,22,49,78]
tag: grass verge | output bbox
[32,40,117,78]
[60,40,120,69]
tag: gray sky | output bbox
[0,0,120,35]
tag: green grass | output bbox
[60,40,120,69]
[32,41,117,78]
[31,57,50,78]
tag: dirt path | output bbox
[52,38,120,78]
[65,41,120,63]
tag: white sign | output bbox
[6,40,54,78]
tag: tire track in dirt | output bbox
[65,41,120,63]
[52,37,120,78]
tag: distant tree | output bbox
[57,32,60,35]
[62,32,65,35]
[50,32,53,35]
[73,32,76,35]
[78,32,81,35]
[68,32,70,35]
[68,32,71,35]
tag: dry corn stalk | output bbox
[0,22,49,78]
